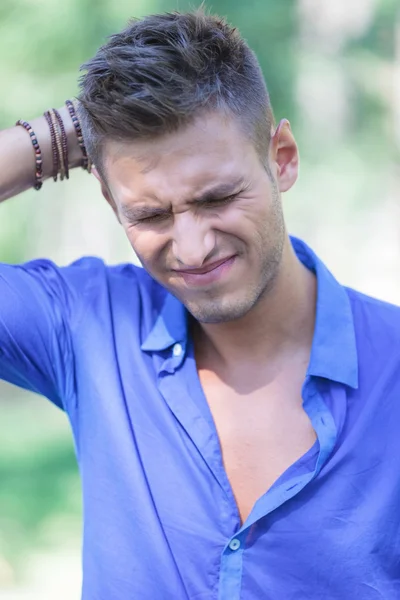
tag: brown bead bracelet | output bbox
[15,120,43,190]
[18,99,91,190]
[65,99,91,172]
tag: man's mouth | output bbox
[173,256,237,287]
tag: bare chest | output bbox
[198,372,317,524]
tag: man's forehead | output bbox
[104,112,252,173]
[103,116,257,208]
[107,152,250,205]
[105,141,162,174]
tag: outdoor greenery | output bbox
[0,0,398,595]
[0,389,80,578]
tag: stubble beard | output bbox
[187,189,285,325]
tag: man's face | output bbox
[103,113,296,324]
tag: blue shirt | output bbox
[1,236,400,599]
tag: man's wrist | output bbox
[22,103,88,186]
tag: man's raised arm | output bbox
[0,102,94,409]
[0,105,85,202]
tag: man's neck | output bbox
[193,237,317,373]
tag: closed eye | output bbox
[200,194,237,208]
[136,212,170,224]
[133,193,239,225]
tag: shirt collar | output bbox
[291,236,358,389]
[141,236,358,389]
[141,291,188,352]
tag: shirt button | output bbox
[172,343,182,357]
[229,538,241,551]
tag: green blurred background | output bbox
[0,0,399,597]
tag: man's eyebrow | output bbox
[119,177,247,221]
[189,177,247,205]
[119,204,169,221]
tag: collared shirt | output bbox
[1,236,400,599]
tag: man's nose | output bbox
[172,212,215,268]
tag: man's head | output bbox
[78,10,299,324]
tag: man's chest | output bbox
[197,368,317,523]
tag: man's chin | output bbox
[184,297,255,325]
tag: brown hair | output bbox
[78,9,275,175]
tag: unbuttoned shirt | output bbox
[1,236,400,599]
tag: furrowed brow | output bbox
[119,204,170,221]
[190,178,246,204]
[119,177,247,220]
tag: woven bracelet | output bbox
[49,110,66,180]
[53,108,69,180]
[15,120,43,190]
[43,110,60,181]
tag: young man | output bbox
[1,10,400,600]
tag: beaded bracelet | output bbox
[53,108,69,180]
[15,120,43,190]
[65,99,91,172]
[43,110,60,181]
[49,110,66,180]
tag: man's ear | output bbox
[92,167,121,223]
[269,119,299,193]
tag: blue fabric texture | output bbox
[1,236,400,599]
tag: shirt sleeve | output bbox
[0,258,78,410]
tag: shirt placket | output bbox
[217,375,339,600]
[156,342,241,536]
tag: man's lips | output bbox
[172,256,237,287]
[174,256,235,275]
